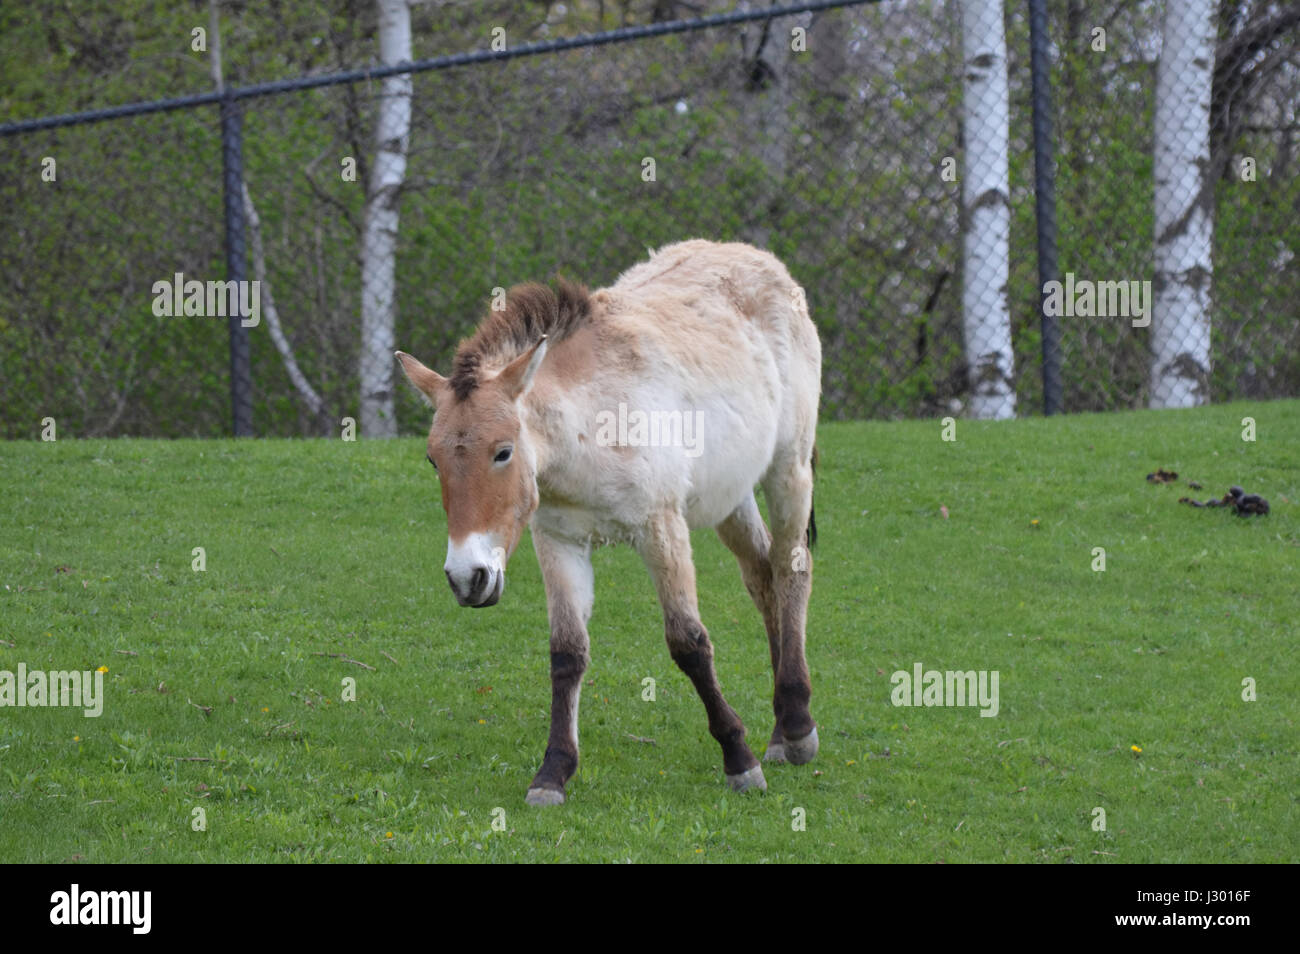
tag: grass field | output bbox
[1,401,1296,863]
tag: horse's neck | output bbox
[520,389,573,493]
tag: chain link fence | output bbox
[1031,0,1300,411]
[1,0,1296,438]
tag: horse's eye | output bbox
[426,454,437,471]
[494,447,513,464]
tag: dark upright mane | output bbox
[449,279,592,401]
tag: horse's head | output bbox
[395,339,547,608]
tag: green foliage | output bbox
[0,1,1295,436]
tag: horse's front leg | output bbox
[525,531,593,806]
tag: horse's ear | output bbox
[395,351,447,408]
[495,336,548,401]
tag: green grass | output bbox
[1,401,1297,863]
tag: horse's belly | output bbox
[685,485,752,529]
[683,393,778,529]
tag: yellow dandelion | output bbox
[846,759,856,766]
[96,665,108,673]
[73,735,80,742]
[261,707,269,713]
[1131,745,1142,754]
[385,831,393,839]
[478,719,486,724]
[1030,519,1040,526]
[695,848,703,854]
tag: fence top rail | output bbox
[0,0,879,138]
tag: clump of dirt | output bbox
[1146,468,1178,483]
[1179,485,1270,517]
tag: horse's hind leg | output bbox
[715,494,788,762]
[760,452,818,764]
[639,508,764,793]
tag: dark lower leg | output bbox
[772,567,814,740]
[529,590,588,796]
[666,613,759,777]
[529,649,586,794]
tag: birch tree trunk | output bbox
[959,0,1016,419]
[1150,0,1215,408]
[359,0,412,437]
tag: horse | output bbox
[396,239,821,805]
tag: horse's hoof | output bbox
[525,786,566,806]
[764,742,787,763]
[726,765,767,793]
[783,726,819,765]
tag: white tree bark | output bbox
[1150,0,1215,408]
[360,0,412,437]
[959,0,1016,420]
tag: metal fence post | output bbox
[1028,0,1062,416]
[221,89,254,436]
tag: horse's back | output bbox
[602,239,818,379]
[610,240,801,319]
[589,240,820,527]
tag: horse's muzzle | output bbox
[447,565,504,608]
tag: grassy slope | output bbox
[0,400,1296,863]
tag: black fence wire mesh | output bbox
[0,0,1296,438]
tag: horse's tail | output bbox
[806,445,818,549]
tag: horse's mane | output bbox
[448,279,592,401]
